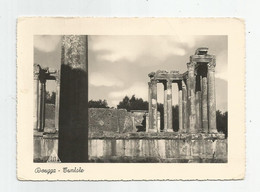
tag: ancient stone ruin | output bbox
[33,36,227,163]
[147,47,217,134]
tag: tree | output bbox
[216,110,228,138]
[88,99,109,108]
[117,95,148,111]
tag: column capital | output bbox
[150,78,158,84]
[187,62,196,71]
[207,57,216,71]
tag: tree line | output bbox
[88,95,228,137]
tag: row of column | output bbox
[187,61,217,133]
[148,79,183,132]
[148,62,217,134]
[33,69,60,132]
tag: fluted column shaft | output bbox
[166,80,173,132]
[195,74,202,132]
[34,74,39,130]
[148,82,152,132]
[182,80,188,133]
[187,62,196,133]
[163,81,168,131]
[55,70,60,131]
[39,81,46,132]
[178,81,183,132]
[208,60,217,133]
[150,79,158,132]
[201,72,208,132]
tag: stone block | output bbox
[215,140,227,159]
[89,108,134,134]
[179,139,191,158]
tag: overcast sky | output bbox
[34,35,227,112]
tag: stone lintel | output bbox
[190,55,215,64]
[149,70,183,81]
[149,74,183,82]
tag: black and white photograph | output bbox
[33,35,228,163]
[17,18,245,180]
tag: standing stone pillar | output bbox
[39,80,46,132]
[163,81,168,131]
[207,59,217,133]
[187,62,196,133]
[150,79,158,132]
[178,81,183,132]
[166,80,173,132]
[145,112,149,132]
[157,111,161,132]
[148,82,152,131]
[182,80,188,133]
[33,69,39,130]
[54,70,60,131]
[37,78,41,131]
[195,74,202,132]
[59,35,89,162]
[201,68,208,133]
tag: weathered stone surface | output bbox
[89,108,134,134]
[33,136,58,162]
[182,81,188,133]
[201,75,208,132]
[44,127,57,134]
[150,80,158,132]
[34,132,227,162]
[208,60,217,133]
[166,80,173,132]
[195,75,202,132]
[178,81,183,132]
[130,110,147,132]
[163,81,168,130]
[187,62,196,133]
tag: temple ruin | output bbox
[33,64,60,132]
[147,47,217,134]
[33,36,227,163]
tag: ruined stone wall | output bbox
[89,108,134,133]
[33,132,227,163]
[88,133,227,163]
[33,108,227,163]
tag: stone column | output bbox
[148,82,152,131]
[157,111,161,132]
[178,81,183,132]
[39,81,46,132]
[55,70,60,131]
[201,69,208,133]
[163,81,168,131]
[37,79,41,131]
[33,72,39,130]
[59,35,89,162]
[150,79,158,132]
[187,62,196,133]
[208,59,217,133]
[145,112,149,132]
[195,74,202,132]
[182,80,188,133]
[166,80,173,132]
